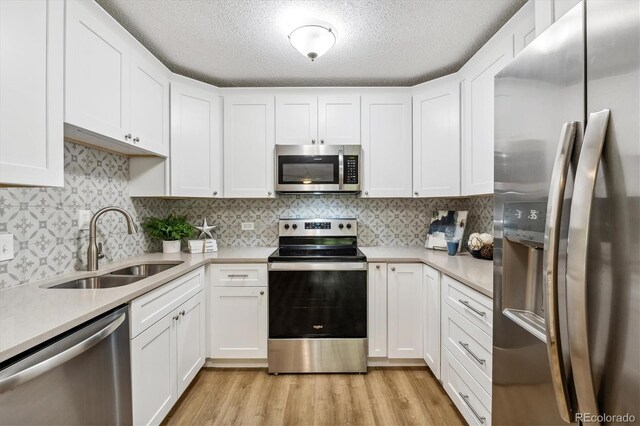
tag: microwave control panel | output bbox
[344,156,359,184]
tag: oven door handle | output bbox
[338,147,344,190]
[268,262,367,271]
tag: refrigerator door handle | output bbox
[543,121,578,423]
[566,109,610,421]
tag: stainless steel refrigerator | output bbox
[493,1,639,424]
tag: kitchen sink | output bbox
[51,275,145,289]
[107,263,182,277]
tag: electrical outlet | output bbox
[78,210,91,230]
[0,234,14,261]
[241,222,255,231]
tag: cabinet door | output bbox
[65,0,130,144]
[210,286,268,358]
[130,53,170,156]
[318,95,360,145]
[361,95,412,198]
[131,312,177,426]
[412,75,460,197]
[535,0,580,37]
[275,95,317,144]
[176,291,206,396]
[387,263,423,358]
[223,95,275,198]
[368,263,388,357]
[423,265,441,379]
[170,78,221,197]
[460,36,513,196]
[0,0,63,187]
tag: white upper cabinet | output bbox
[223,95,275,198]
[361,94,412,198]
[459,1,534,195]
[65,0,168,156]
[170,77,222,198]
[412,75,460,198]
[534,0,580,37]
[130,53,170,156]
[0,0,64,187]
[318,95,361,145]
[275,95,318,144]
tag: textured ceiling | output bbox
[96,0,527,87]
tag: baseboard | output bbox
[367,357,427,367]
[205,357,426,368]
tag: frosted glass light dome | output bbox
[288,24,336,61]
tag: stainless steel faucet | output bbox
[87,206,137,271]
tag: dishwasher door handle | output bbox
[0,311,126,394]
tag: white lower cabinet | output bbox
[130,267,206,426]
[422,265,441,378]
[209,264,268,358]
[387,263,423,359]
[367,263,388,357]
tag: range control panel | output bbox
[344,156,359,184]
[279,218,357,237]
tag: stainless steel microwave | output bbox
[275,145,361,193]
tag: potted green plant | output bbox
[142,214,196,253]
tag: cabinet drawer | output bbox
[130,267,204,338]
[442,275,493,335]
[443,303,492,394]
[210,264,267,287]
[442,348,491,426]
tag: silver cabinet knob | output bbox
[260,291,265,295]
[213,191,218,196]
[173,315,179,321]
[320,139,325,144]
[268,191,272,196]
[391,267,396,271]
[364,191,368,196]
[124,134,132,140]
[312,139,316,144]
[133,137,140,144]
[376,265,380,269]
[414,191,419,196]
[180,310,186,316]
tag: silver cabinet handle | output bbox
[458,392,486,424]
[543,121,577,422]
[260,291,264,295]
[133,137,140,144]
[268,191,272,196]
[375,265,380,269]
[320,139,324,144]
[364,191,368,196]
[312,139,316,144]
[391,267,396,272]
[227,274,249,278]
[124,133,132,140]
[459,341,485,365]
[458,299,486,317]
[0,312,125,393]
[567,109,610,419]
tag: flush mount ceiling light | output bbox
[288,24,336,61]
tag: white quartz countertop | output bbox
[0,247,276,363]
[359,246,493,298]
[0,245,492,364]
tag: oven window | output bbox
[278,156,339,185]
[269,270,367,338]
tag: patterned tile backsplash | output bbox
[0,141,493,289]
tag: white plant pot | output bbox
[162,240,181,253]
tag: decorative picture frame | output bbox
[425,210,468,251]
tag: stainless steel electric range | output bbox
[267,218,367,374]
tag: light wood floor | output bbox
[162,367,465,426]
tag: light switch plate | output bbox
[78,210,91,230]
[241,222,255,231]
[0,234,14,261]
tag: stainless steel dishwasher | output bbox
[0,305,132,425]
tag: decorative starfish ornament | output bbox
[195,218,217,239]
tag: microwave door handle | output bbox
[567,109,610,423]
[338,147,344,190]
[543,121,577,423]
